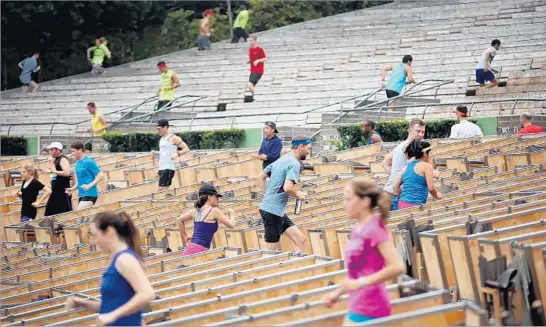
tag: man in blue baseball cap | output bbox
[256,136,312,252]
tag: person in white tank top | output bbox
[155,119,189,191]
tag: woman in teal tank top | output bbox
[393,140,443,209]
[64,211,155,326]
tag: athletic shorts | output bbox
[158,169,175,187]
[386,89,399,98]
[156,100,172,111]
[398,199,420,210]
[79,196,98,204]
[475,69,496,84]
[197,35,211,51]
[346,312,376,323]
[249,73,263,86]
[259,209,295,243]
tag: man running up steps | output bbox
[245,35,267,102]
[257,136,311,252]
[156,119,190,192]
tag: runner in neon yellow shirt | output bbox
[231,4,250,43]
[87,37,112,76]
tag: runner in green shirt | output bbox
[231,4,250,43]
[87,37,112,76]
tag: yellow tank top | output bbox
[91,112,107,136]
[159,70,175,101]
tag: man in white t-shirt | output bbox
[475,39,501,88]
[450,105,483,139]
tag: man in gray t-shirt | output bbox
[382,119,426,210]
[257,136,311,252]
[18,52,41,94]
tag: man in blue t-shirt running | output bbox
[257,136,311,252]
[65,141,104,210]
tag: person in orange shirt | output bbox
[518,114,544,134]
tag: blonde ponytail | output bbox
[377,191,391,224]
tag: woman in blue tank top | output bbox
[393,140,443,209]
[64,211,155,326]
[178,183,237,255]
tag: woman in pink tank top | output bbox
[324,177,406,325]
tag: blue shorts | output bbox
[347,312,376,323]
[475,69,496,84]
[391,194,400,211]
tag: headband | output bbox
[455,108,468,117]
[157,63,167,68]
[291,138,312,147]
[422,146,432,153]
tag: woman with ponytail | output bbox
[393,139,443,209]
[178,183,237,256]
[65,211,155,326]
[17,164,51,222]
[324,177,405,325]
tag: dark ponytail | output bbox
[94,211,143,260]
[194,195,210,209]
[404,139,432,160]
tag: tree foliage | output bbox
[332,119,475,151]
[2,1,384,89]
[102,129,245,152]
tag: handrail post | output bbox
[511,100,519,115]
[468,102,475,117]
[7,125,12,136]
[422,104,428,119]
[231,116,237,129]
[50,123,57,135]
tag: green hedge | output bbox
[1,136,27,156]
[333,119,475,151]
[102,129,245,152]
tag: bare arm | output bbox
[87,47,94,60]
[172,135,189,156]
[406,66,415,84]
[52,157,71,177]
[33,185,52,207]
[171,74,181,90]
[283,179,306,200]
[257,172,268,193]
[381,151,394,174]
[214,208,237,229]
[69,297,101,312]
[393,166,406,195]
[103,254,155,322]
[371,133,383,143]
[94,114,109,133]
[423,163,442,199]
[380,64,395,86]
[177,211,194,240]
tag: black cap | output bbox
[264,121,279,134]
[157,119,169,127]
[198,183,223,197]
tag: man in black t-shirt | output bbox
[44,142,73,215]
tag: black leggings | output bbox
[231,28,249,43]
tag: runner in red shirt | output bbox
[247,35,267,100]
[519,114,544,134]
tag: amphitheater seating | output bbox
[1,0,545,135]
[2,133,546,326]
